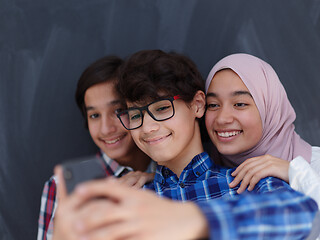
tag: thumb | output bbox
[54,165,68,202]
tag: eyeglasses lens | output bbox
[119,99,174,130]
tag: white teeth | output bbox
[105,137,121,144]
[217,131,241,137]
[145,133,171,143]
[146,136,163,143]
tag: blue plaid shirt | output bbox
[144,152,318,239]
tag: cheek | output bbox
[244,111,263,139]
[88,121,98,138]
[205,111,216,129]
[122,134,137,153]
[113,116,124,128]
[252,118,263,140]
[130,130,142,147]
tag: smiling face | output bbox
[84,81,141,166]
[128,91,205,176]
[205,69,263,156]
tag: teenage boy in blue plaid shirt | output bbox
[52,50,319,240]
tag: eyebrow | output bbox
[86,100,124,111]
[127,103,146,110]
[127,100,153,109]
[206,92,217,98]
[233,91,253,98]
[206,91,253,98]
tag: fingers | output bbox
[229,156,271,193]
[54,165,92,209]
[69,180,147,237]
[236,164,268,193]
[79,221,139,240]
[78,200,208,240]
[131,172,155,189]
[118,174,140,187]
[229,155,290,194]
[118,172,155,189]
[74,177,139,203]
[231,156,262,177]
[143,172,155,183]
[75,198,130,233]
[54,165,68,201]
[229,156,264,188]
[246,170,270,191]
[133,176,149,189]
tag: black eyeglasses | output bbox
[117,95,181,130]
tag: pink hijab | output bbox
[205,53,311,166]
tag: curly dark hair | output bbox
[118,50,204,104]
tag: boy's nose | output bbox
[100,116,117,134]
[140,112,160,133]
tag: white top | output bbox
[289,146,320,208]
[289,147,320,240]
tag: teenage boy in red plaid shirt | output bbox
[37,56,154,240]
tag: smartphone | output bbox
[61,156,107,194]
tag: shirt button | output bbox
[196,171,200,176]
[179,182,185,188]
[164,169,170,176]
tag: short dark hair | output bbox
[118,50,204,104]
[75,56,123,128]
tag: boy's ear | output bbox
[192,90,206,118]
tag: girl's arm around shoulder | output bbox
[289,146,320,209]
[311,146,320,174]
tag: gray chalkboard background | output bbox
[1,1,320,239]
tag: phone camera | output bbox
[64,169,73,180]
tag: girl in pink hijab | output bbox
[205,53,320,205]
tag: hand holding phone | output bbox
[61,156,107,194]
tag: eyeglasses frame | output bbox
[116,95,181,130]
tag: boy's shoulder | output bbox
[252,176,290,193]
[143,181,155,191]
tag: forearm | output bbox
[196,188,318,239]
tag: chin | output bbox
[215,146,238,156]
[105,149,126,159]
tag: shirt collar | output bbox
[154,152,212,184]
[101,151,156,176]
[101,152,133,177]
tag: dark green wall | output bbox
[1,1,320,239]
